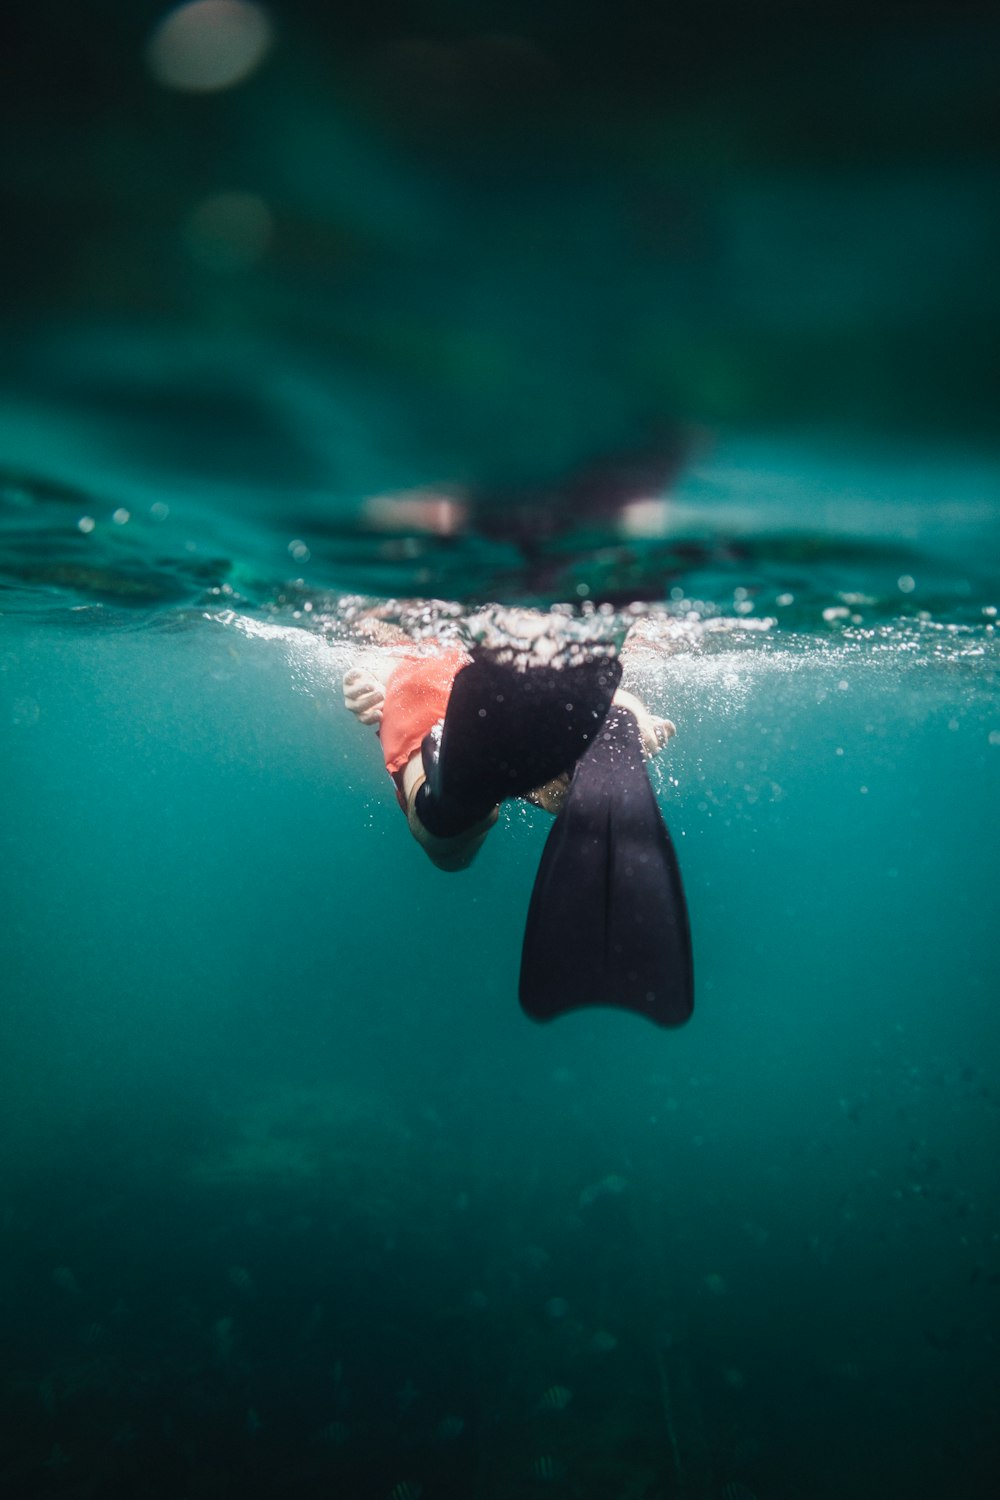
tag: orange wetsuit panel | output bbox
[379,649,470,790]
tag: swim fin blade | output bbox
[519,707,694,1027]
[418,645,622,837]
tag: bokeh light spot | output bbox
[146,1,273,94]
[184,191,273,271]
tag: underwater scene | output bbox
[2,3,999,1498]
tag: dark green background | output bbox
[3,0,998,495]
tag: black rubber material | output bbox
[416,645,623,838]
[519,707,694,1027]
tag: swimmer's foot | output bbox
[414,645,622,838]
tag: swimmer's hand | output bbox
[646,716,677,756]
[525,771,571,816]
[613,689,676,758]
[343,667,386,726]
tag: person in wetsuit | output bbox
[341,615,693,1027]
[342,630,675,870]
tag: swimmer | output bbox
[342,616,693,1026]
[343,629,674,871]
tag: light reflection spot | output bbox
[147,0,273,93]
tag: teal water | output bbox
[2,432,998,1499]
[3,3,1000,1493]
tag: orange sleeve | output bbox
[378,647,470,779]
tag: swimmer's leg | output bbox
[415,646,622,838]
[519,706,694,1027]
[404,773,499,872]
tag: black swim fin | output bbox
[416,645,622,838]
[519,707,694,1027]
